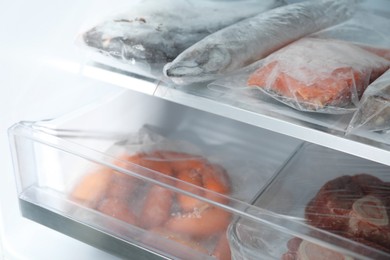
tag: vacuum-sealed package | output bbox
[305,174,390,254]
[228,144,390,260]
[348,69,390,133]
[211,37,390,114]
[80,0,284,77]
[163,0,356,85]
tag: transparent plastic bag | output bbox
[210,37,390,114]
[79,0,285,77]
[229,144,390,259]
[311,9,390,59]
[348,69,390,133]
[70,125,233,258]
[163,0,356,85]
[305,173,390,254]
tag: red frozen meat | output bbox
[305,174,390,254]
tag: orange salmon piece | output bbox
[247,38,390,110]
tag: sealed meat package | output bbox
[80,0,284,76]
[305,174,390,253]
[348,69,390,133]
[246,38,390,113]
[164,0,356,85]
[228,144,390,260]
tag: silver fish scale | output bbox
[83,0,285,65]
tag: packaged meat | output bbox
[227,37,389,114]
[348,69,390,133]
[81,0,284,76]
[306,174,390,253]
[163,0,356,85]
[228,144,390,259]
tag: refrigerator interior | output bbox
[1,0,390,259]
[0,1,137,259]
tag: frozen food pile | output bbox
[81,0,285,73]
[80,0,390,141]
[71,150,232,259]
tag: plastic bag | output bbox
[348,69,390,133]
[211,37,390,114]
[80,0,284,77]
[163,0,356,85]
[228,144,390,259]
[70,126,234,258]
[311,9,390,60]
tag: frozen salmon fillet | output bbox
[247,38,390,113]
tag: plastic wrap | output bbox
[229,144,390,260]
[211,38,390,114]
[69,126,233,258]
[348,69,390,133]
[80,0,284,76]
[305,174,390,254]
[311,9,390,59]
[163,0,356,85]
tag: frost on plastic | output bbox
[80,0,285,77]
[163,0,356,85]
[311,10,390,57]
[69,126,233,258]
[211,38,390,114]
[348,69,390,133]
[247,38,390,113]
[228,144,390,259]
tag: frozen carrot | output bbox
[70,168,113,208]
[97,198,138,226]
[212,232,231,260]
[106,170,138,199]
[165,205,231,237]
[176,169,205,212]
[150,227,209,254]
[139,185,174,229]
[155,151,204,170]
[113,153,145,169]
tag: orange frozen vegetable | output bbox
[71,168,112,207]
[140,185,174,229]
[165,205,231,237]
[97,197,138,225]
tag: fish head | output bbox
[83,18,172,64]
[164,43,232,84]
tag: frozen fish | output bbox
[83,0,285,67]
[164,0,357,85]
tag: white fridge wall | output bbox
[1,0,390,259]
[0,0,131,259]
